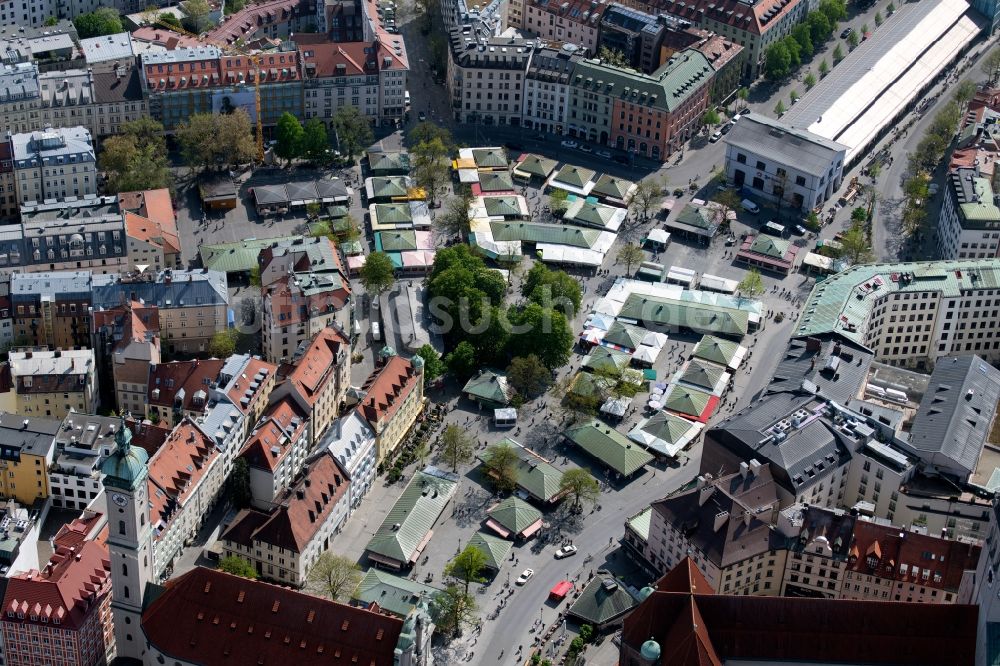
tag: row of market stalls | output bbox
[251,178,351,216]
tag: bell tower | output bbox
[100,416,153,662]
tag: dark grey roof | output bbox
[904,356,1000,479]
[0,413,60,458]
[92,270,228,310]
[723,115,847,178]
[767,335,873,404]
[92,64,144,104]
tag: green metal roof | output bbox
[472,147,508,169]
[674,203,722,233]
[372,203,414,225]
[341,239,364,255]
[563,419,653,476]
[462,369,512,406]
[626,507,652,542]
[959,176,1000,224]
[490,221,602,248]
[748,235,790,259]
[568,371,616,400]
[514,154,558,179]
[367,150,411,174]
[795,259,1000,345]
[635,411,696,448]
[200,236,296,274]
[564,199,619,228]
[663,384,712,417]
[353,569,440,618]
[466,531,513,571]
[582,346,630,374]
[679,358,726,391]
[567,575,638,627]
[477,439,565,502]
[487,496,543,535]
[483,196,525,218]
[551,164,596,189]
[100,419,149,491]
[479,171,516,192]
[376,230,418,252]
[693,335,741,366]
[366,468,458,565]
[591,174,635,201]
[573,48,713,113]
[602,321,647,349]
[369,176,410,199]
[618,293,749,337]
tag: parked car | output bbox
[793,224,808,235]
[561,140,579,149]
[709,130,723,143]
[579,144,593,153]
[738,108,750,116]
[731,113,743,123]
[721,122,734,135]
[516,569,535,585]
[596,150,612,159]
[613,155,630,164]
[555,545,579,559]
[741,199,760,214]
[418,111,426,121]
[841,27,854,39]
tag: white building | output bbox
[447,31,532,126]
[939,167,1000,260]
[318,408,377,511]
[9,126,96,206]
[521,45,579,135]
[723,114,846,213]
[238,395,311,508]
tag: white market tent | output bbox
[783,0,983,163]
[698,273,739,294]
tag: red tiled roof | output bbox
[205,0,303,46]
[226,357,278,414]
[131,26,203,50]
[239,396,309,472]
[141,567,403,666]
[846,519,981,593]
[642,0,802,36]
[2,540,111,632]
[621,557,979,666]
[265,275,350,327]
[298,39,377,78]
[654,556,714,595]
[53,511,106,551]
[147,420,220,534]
[125,417,172,457]
[287,328,348,407]
[121,189,180,256]
[223,452,348,553]
[148,359,226,412]
[359,356,419,426]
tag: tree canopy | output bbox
[559,468,600,511]
[737,268,765,300]
[275,112,304,164]
[506,355,552,399]
[360,251,395,296]
[444,545,487,594]
[482,442,519,493]
[522,263,582,317]
[440,424,475,472]
[332,106,374,159]
[99,118,172,194]
[219,556,258,579]
[416,344,445,383]
[177,111,255,171]
[445,341,478,382]
[430,584,477,637]
[507,303,574,370]
[306,553,361,601]
[73,8,123,39]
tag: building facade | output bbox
[10,271,92,348]
[9,126,96,206]
[358,355,424,464]
[0,413,57,504]
[9,348,97,420]
[521,0,604,55]
[448,32,532,126]
[939,167,1000,260]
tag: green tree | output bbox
[306,552,361,601]
[832,44,845,62]
[225,0,246,12]
[983,49,1000,86]
[818,0,846,23]
[409,122,455,151]
[507,303,574,370]
[209,329,238,358]
[791,23,814,58]
[177,111,255,171]
[219,556,258,579]
[43,16,58,26]
[558,468,600,512]
[523,263,582,317]
[249,264,261,287]
[416,344,445,382]
[630,177,664,221]
[702,108,721,128]
[819,59,830,77]
[360,251,395,296]
[851,206,868,223]
[807,11,831,43]
[790,89,800,105]
[874,11,883,26]
[617,242,645,275]
[411,136,451,206]
[887,1,895,11]
[445,341,478,382]
[274,112,303,164]
[332,106,374,160]
[783,36,801,69]
[597,46,630,69]
[548,188,570,215]
[430,584,478,637]
[181,0,214,33]
[838,222,874,264]
[440,424,475,472]
[954,79,977,108]
[737,87,750,105]
[848,31,860,48]
[157,12,182,28]
[435,187,474,239]
[765,41,792,81]
[300,118,331,161]
[711,187,742,213]
[774,99,786,115]
[225,457,252,508]
[860,23,869,36]
[482,442,519,492]
[73,8,123,38]
[100,130,173,194]
[444,545,487,594]
[804,72,817,89]
[506,354,552,399]
[736,268,765,300]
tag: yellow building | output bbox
[358,355,424,464]
[9,349,97,420]
[0,413,58,503]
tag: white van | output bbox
[404,91,411,108]
[741,199,760,214]
[371,322,381,341]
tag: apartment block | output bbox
[8,348,97,420]
[119,188,182,272]
[521,0,604,55]
[522,45,581,136]
[0,413,57,504]
[146,359,227,428]
[91,301,160,416]
[317,408,377,510]
[939,167,1000,260]
[9,126,96,206]
[358,355,424,464]
[10,271,92,348]
[238,395,310,507]
[448,32,532,126]
[221,451,350,586]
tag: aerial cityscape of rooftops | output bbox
[0,0,998,661]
